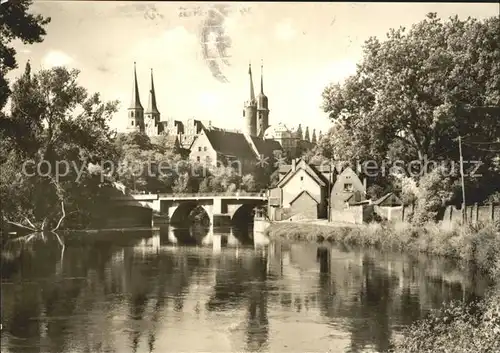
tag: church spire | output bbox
[248,62,256,102]
[256,60,269,138]
[260,59,264,94]
[130,62,143,110]
[146,68,159,114]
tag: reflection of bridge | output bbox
[132,227,270,255]
[110,193,268,227]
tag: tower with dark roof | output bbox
[311,129,317,144]
[144,68,160,136]
[257,60,270,138]
[304,126,310,142]
[127,62,144,133]
[243,63,257,136]
[295,124,303,140]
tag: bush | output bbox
[394,287,500,353]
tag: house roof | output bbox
[279,162,337,175]
[203,129,257,159]
[289,190,319,205]
[277,159,327,189]
[249,136,283,156]
[373,192,402,206]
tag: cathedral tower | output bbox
[243,63,257,136]
[144,68,160,136]
[257,61,270,138]
[311,129,317,144]
[304,126,310,142]
[127,62,144,133]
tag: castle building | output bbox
[125,62,317,167]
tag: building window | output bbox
[131,121,134,126]
[131,112,134,118]
[300,176,304,181]
[205,156,210,163]
[197,156,200,162]
[204,147,207,152]
[198,146,202,152]
[344,183,353,192]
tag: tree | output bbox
[0,0,50,108]
[1,66,118,231]
[241,174,256,192]
[412,165,460,224]
[321,13,500,203]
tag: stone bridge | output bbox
[109,192,268,227]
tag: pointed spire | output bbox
[248,62,255,102]
[304,126,310,142]
[146,68,159,114]
[130,62,143,110]
[311,129,317,144]
[296,124,303,139]
[260,59,264,94]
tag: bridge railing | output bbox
[156,191,267,198]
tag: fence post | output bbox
[491,203,495,222]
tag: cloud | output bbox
[42,50,74,68]
[274,19,297,41]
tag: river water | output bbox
[0,226,492,353]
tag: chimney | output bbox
[291,158,296,171]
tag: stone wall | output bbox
[330,206,364,224]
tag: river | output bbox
[0,226,492,353]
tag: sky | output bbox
[8,1,499,134]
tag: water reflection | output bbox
[1,229,492,353]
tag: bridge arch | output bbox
[231,204,257,227]
[170,203,211,227]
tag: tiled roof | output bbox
[250,136,283,156]
[204,130,257,159]
[278,159,327,188]
[373,192,402,206]
[308,163,330,185]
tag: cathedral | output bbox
[125,62,319,160]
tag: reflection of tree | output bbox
[1,230,206,353]
[245,255,269,352]
[347,255,396,353]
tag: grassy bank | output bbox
[266,220,500,352]
[265,221,500,277]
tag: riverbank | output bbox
[266,220,500,277]
[266,220,500,353]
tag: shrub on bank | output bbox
[393,285,500,353]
